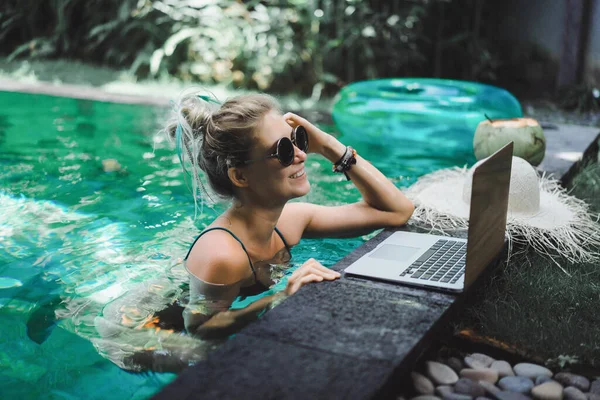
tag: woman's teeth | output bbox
[289,169,306,179]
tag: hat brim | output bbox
[406,167,600,263]
[409,168,580,230]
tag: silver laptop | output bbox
[344,142,513,293]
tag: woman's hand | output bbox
[283,112,346,161]
[284,258,341,296]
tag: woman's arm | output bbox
[190,259,339,340]
[279,113,414,240]
[192,292,285,339]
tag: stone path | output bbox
[406,352,600,400]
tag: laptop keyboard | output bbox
[400,239,466,284]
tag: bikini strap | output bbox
[185,227,256,281]
[274,227,291,253]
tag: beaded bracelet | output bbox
[332,146,357,180]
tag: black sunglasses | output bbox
[243,125,309,167]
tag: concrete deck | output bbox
[538,122,600,180]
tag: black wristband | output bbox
[333,146,350,166]
[332,146,357,180]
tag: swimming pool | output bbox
[0,91,476,399]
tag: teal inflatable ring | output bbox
[331,78,522,146]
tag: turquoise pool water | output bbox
[0,91,476,399]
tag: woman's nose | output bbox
[293,145,307,162]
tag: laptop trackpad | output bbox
[369,244,420,262]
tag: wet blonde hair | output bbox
[165,92,280,206]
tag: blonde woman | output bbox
[167,93,414,339]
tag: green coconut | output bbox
[473,118,546,166]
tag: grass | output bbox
[457,160,600,370]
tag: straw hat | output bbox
[406,156,600,264]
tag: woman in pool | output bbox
[167,93,414,339]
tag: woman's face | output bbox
[242,110,310,204]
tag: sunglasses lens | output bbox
[294,126,309,153]
[278,137,295,166]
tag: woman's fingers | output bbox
[307,267,338,280]
[287,273,320,295]
[283,112,316,132]
[310,263,341,278]
[299,273,323,284]
[300,259,340,279]
[285,259,341,295]
[282,112,304,127]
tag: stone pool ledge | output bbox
[155,129,600,400]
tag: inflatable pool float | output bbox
[331,78,522,153]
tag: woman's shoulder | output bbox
[276,202,316,245]
[186,228,253,285]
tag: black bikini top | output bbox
[184,226,291,296]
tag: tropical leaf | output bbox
[150,48,165,76]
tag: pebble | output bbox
[465,354,496,370]
[495,391,532,400]
[491,361,515,378]
[460,368,499,384]
[413,372,435,395]
[554,373,590,392]
[531,380,564,400]
[536,376,553,385]
[447,357,465,374]
[590,380,600,395]
[442,394,472,400]
[513,363,553,379]
[498,376,534,393]
[564,387,587,400]
[436,386,454,397]
[427,362,460,385]
[404,358,600,400]
[454,378,485,397]
[478,381,500,395]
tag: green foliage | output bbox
[0,0,505,93]
[568,159,600,214]
[1,0,169,65]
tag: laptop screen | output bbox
[464,142,513,289]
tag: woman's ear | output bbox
[228,167,249,188]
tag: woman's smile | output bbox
[288,168,306,179]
